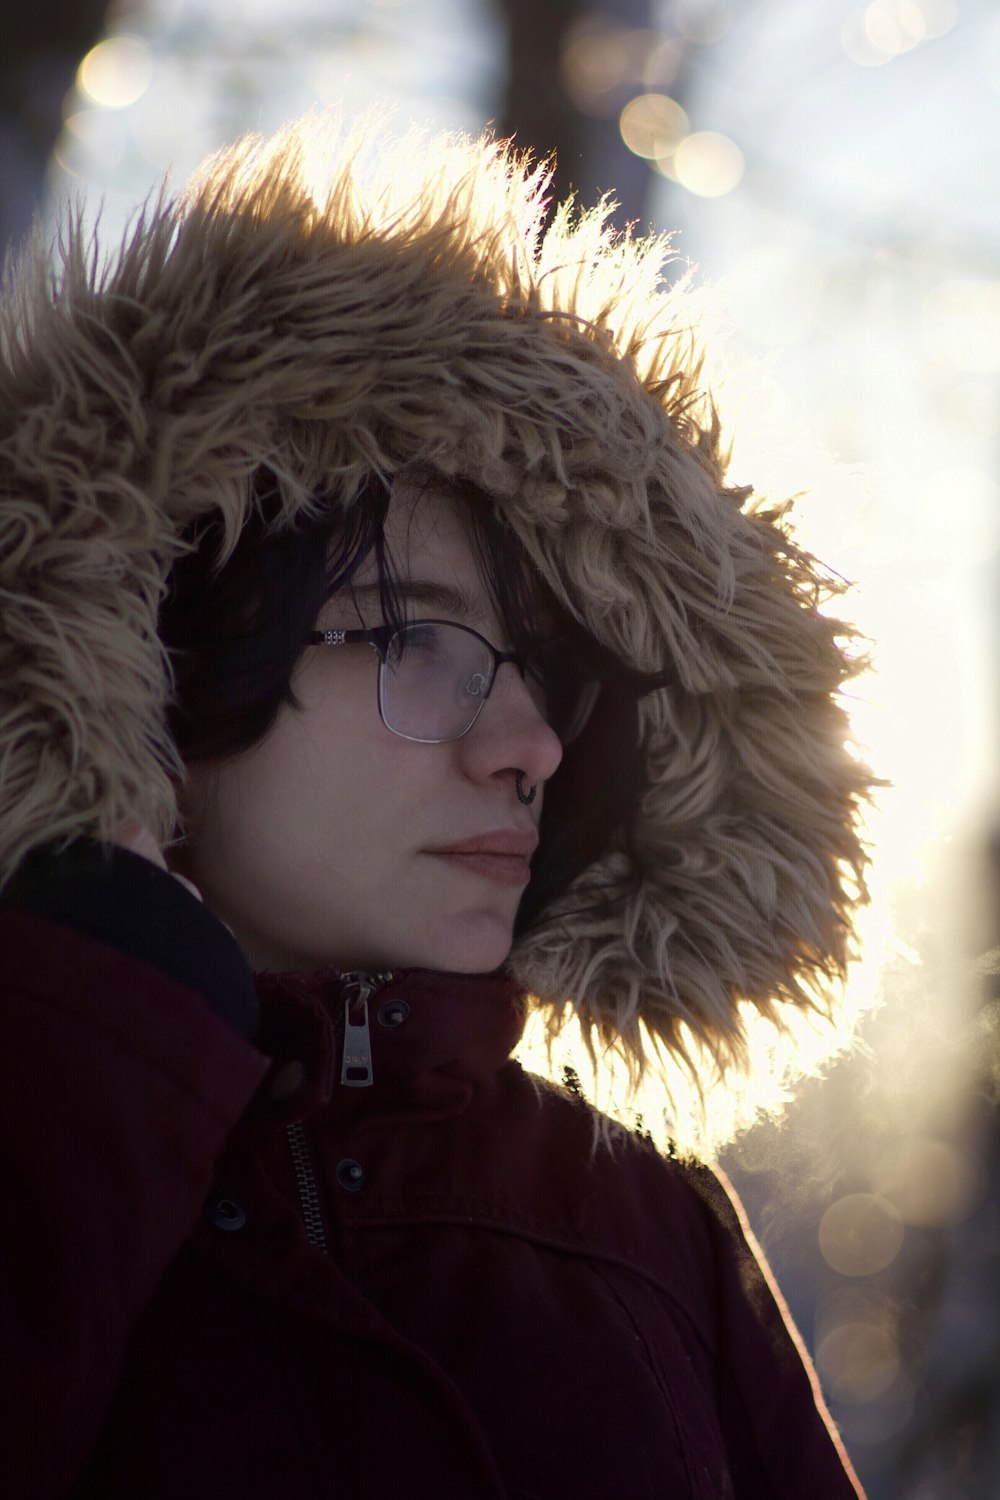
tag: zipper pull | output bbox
[339,971,394,1087]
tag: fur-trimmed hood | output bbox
[0,112,876,1154]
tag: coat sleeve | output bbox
[0,840,271,1500]
[681,1160,867,1500]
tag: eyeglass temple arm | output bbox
[305,628,673,697]
[305,629,394,659]
[307,629,367,645]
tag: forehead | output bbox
[352,479,494,620]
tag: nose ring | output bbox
[516,772,536,805]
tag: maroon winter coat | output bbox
[2,839,865,1499]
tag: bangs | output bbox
[387,470,581,665]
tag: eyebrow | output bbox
[348,579,480,622]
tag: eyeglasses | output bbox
[305,618,602,746]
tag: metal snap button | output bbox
[336,1159,366,1192]
[204,1195,247,1231]
[377,999,410,1027]
[268,1060,307,1101]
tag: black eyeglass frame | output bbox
[304,618,601,746]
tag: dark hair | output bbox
[158,469,663,942]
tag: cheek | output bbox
[236,689,418,859]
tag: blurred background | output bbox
[3,1,997,1494]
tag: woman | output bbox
[0,114,874,1497]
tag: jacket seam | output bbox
[341,1206,714,1358]
[585,1259,708,1499]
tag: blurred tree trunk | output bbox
[495,0,657,232]
[0,0,108,249]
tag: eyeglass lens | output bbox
[381,623,599,745]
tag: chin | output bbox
[420,910,516,974]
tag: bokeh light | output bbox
[819,1193,905,1276]
[835,1374,917,1445]
[843,0,957,65]
[917,0,959,37]
[669,131,744,197]
[869,1135,987,1226]
[560,23,661,117]
[817,1321,901,1402]
[619,94,689,161]
[77,36,153,110]
[816,1282,900,1341]
[814,1284,908,1418]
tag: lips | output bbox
[425,829,539,858]
[427,850,533,887]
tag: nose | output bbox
[467,660,563,783]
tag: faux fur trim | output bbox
[0,111,878,1155]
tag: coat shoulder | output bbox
[503,1061,721,1288]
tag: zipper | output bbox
[339,969,395,1088]
[286,1119,328,1253]
[284,970,395,1253]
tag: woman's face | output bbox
[169,481,564,975]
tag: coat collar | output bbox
[246,965,529,1126]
